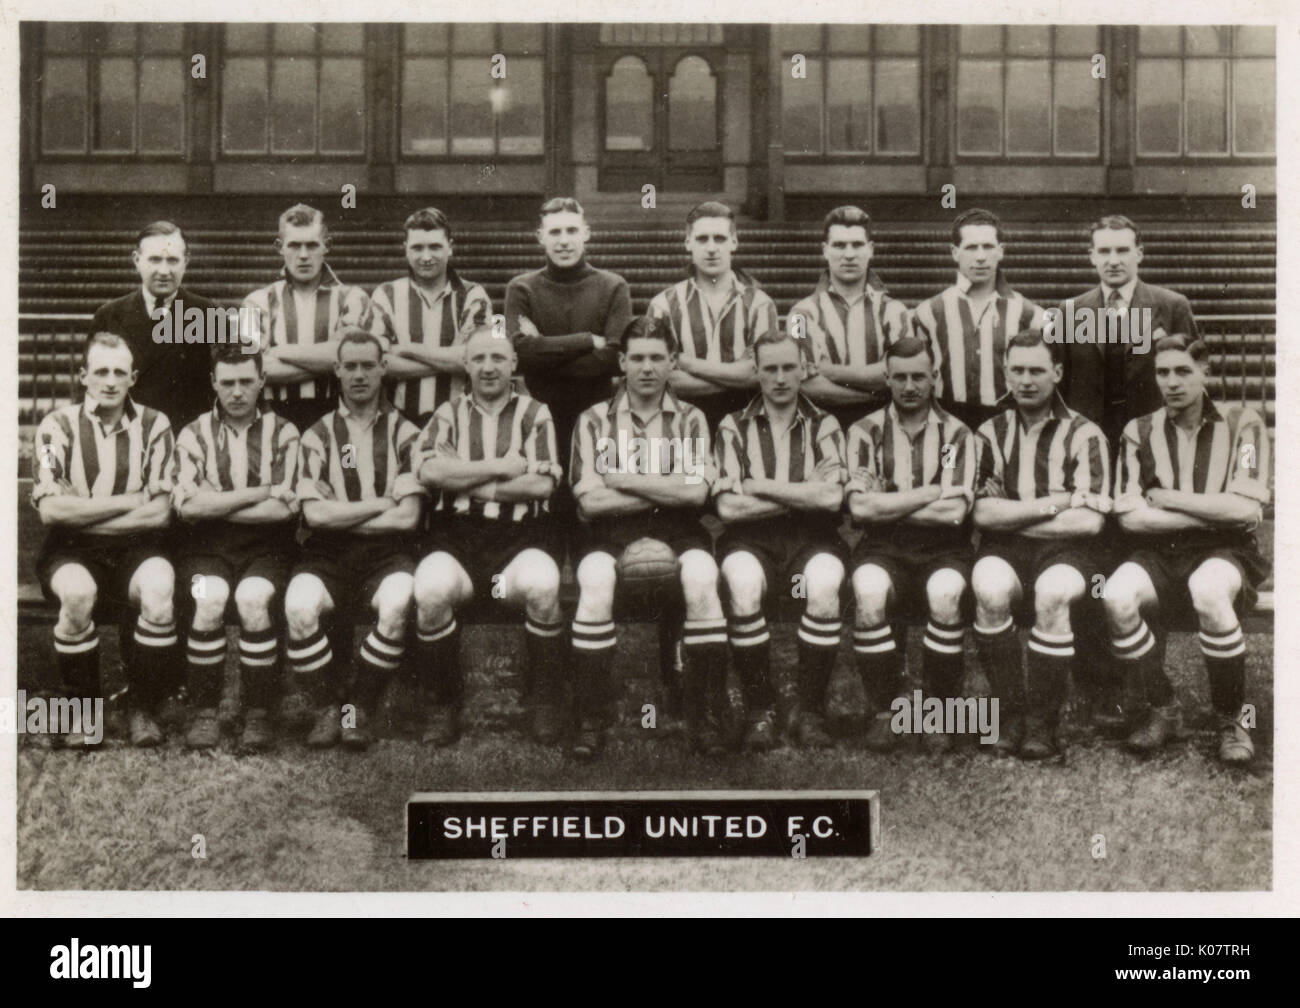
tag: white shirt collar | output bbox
[142,287,177,317]
[1101,277,1139,307]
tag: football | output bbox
[617,537,679,593]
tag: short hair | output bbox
[884,335,936,367]
[685,201,736,235]
[1089,214,1142,247]
[464,323,510,348]
[951,208,1003,246]
[1153,333,1209,364]
[210,343,263,375]
[136,220,187,252]
[822,205,873,243]
[403,207,452,240]
[278,203,328,242]
[83,331,133,368]
[752,329,808,367]
[1005,328,1062,366]
[336,326,386,360]
[538,197,585,223]
[623,315,677,355]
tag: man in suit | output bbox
[90,221,218,431]
[1058,215,1199,452]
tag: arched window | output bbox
[605,55,654,151]
[668,55,716,151]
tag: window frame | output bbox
[953,25,1104,163]
[39,22,189,160]
[778,24,925,162]
[397,22,548,162]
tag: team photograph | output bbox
[7,14,1279,901]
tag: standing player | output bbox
[645,201,778,430]
[32,333,178,747]
[790,205,915,431]
[282,329,423,750]
[1103,335,1270,764]
[714,331,848,750]
[971,331,1110,760]
[505,197,632,482]
[89,221,218,431]
[171,346,299,752]
[569,318,728,758]
[243,204,376,433]
[412,327,566,747]
[845,336,977,753]
[370,207,493,426]
[912,209,1045,431]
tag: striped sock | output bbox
[1200,625,1246,717]
[975,617,1024,715]
[684,618,729,720]
[354,628,407,709]
[572,620,617,722]
[728,613,772,711]
[797,614,842,712]
[854,622,902,714]
[287,628,333,677]
[238,627,279,710]
[185,625,228,708]
[923,618,965,698]
[1110,619,1172,707]
[132,615,179,711]
[53,622,99,697]
[525,616,567,704]
[416,618,462,706]
[1027,628,1073,724]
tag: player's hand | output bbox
[495,455,529,480]
[590,334,607,351]
[978,476,1006,499]
[517,316,541,338]
[1145,488,1173,509]
[133,490,152,508]
[925,483,943,501]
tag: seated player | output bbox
[282,328,424,750]
[714,330,848,750]
[845,336,977,753]
[971,331,1110,760]
[569,318,728,758]
[32,333,178,748]
[1104,335,1271,764]
[412,327,566,747]
[171,345,299,752]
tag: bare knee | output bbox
[133,558,175,624]
[190,575,230,628]
[372,573,414,637]
[233,577,275,627]
[721,552,765,616]
[803,553,844,617]
[284,576,328,638]
[852,564,892,625]
[679,550,721,611]
[925,568,966,623]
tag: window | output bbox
[40,22,186,156]
[777,24,921,157]
[605,56,653,152]
[221,23,365,156]
[1137,26,1275,157]
[956,25,1101,158]
[401,23,545,157]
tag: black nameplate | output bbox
[406,790,878,859]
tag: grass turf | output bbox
[15,624,1272,892]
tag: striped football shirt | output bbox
[296,399,423,505]
[369,269,492,419]
[1115,396,1271,510]
[912,276,1045,409]
[644,270,778,364]
[788,272,913,368]
[414,391,560,522]
[32,395,173,507]
[845,402,976,501]
[243,264,376,402]
[975,392,1110,501]
[714,394,846,494]
[171,405,299,512]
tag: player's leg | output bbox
[412,551,475,746]
[852,562,903,751]
[233,575,279,752]
[790,552,845,748]
[499,548,568,747]
[283,573,338,746]
[342,570,415,749]
[921,566,969,753]
[572,551,619,749]
[972,555,1025,755]
[47,562,102,747]
[183,571,231,750]
[679,548,730,755]
[125,556,178,747]
[1022,563,1087,759]
[1102,561,1174,753]
[720,550,775,750]
[1188,557,1253,764]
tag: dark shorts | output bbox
[176,522,295,623]
[291,531,416,615]
[718,515,848,594]
[977,533,1101,590]
[1120,531,1270,618]
[575,509,714,562]
[851,524,973,619]
[424,515,563,599]
[36,529,172,618]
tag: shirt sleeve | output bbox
[169,424,206,510]
[143,412,175,499]
[712,415,744,496]
[883,296,913,343]
[1068,421,1110,498]
[939,424,977,502]
[974,425,1005,499]
[570,408,606,497]
[460,284,493,333]
[749,291,779,348]
[369,283,398,343]
[685,406,716,490]
[812,415,847,484]
[1226,407,1271,504]
[391,418,425,500]
[1113,420,1146,513]
[31,412,73,507]
[524,402,563,482]
[269,420,300,512]
[844,421,876,495]
[241,287,274,353]
[294,427,331,503]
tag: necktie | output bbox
[1104,288,1126,408]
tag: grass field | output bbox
[15,623,1272,892]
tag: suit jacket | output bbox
[89,287,219,430]
[1058,279,1198,450]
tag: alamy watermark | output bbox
[594,430,710,486]
[1043,302,1153,355]
[2,690,104,743]
[890,689,1000,745]
[151,300,263,354]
